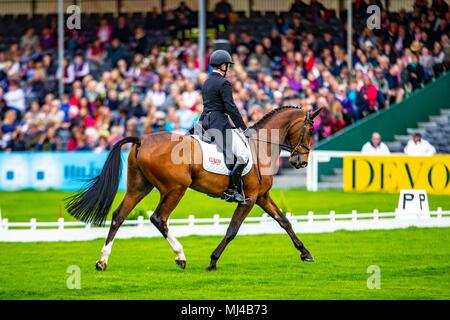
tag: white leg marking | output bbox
[100,241,114,264]
[167,230,186,261]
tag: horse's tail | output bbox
[65,136,141,226]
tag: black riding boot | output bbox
[223,161,249,204]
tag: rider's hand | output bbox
[242,128,255,138]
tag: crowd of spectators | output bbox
[1,0,450,152]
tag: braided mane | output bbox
[250,105,302,129]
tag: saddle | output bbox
[189,123,253,176]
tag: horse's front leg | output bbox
[207,199,255,271]
[256,192,314,262]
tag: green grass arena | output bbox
[0,189,449,299]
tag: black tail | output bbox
[65,137,141,226]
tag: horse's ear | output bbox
[311,107,323,119]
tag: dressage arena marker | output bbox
[0,208,449,242]
[397,189,430,219]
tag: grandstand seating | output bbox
[387,109,450,154]
[0,10,345,50]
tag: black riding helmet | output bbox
[209,50,233,76]
[209,49,233,67]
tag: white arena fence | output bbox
[0,209,449,242]
[306,150,359,191]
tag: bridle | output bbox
[282,111,313,156]
[247,111,314,156]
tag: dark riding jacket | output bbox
[200,72,247,134]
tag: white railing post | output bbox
[330,210,335,222]
[30,218,37,231]
[137,216,144,228]
[307,211,314,223]
[3,218,8,231]
[306,150,364,191]
[306,151,323,192]
[352,210,357,222]
[437,207,443,219]
[188,214,195,227]
[312,153,319,192]
[373,209,379,221]
[261,213,268,224]
[286,212,292,223]
[306,151,314,191]
[58,217,64,230]
[213,214,220,226]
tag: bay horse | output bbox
[65,106,322,271]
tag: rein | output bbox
[247,111,313,156]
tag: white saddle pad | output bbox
[191,134,253,176]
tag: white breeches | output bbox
[231,129,250,164]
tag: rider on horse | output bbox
[199,49,249,204]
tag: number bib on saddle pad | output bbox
[191,131,253,176]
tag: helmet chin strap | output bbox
[219,64,229,77]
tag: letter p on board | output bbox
[397,189,430,219]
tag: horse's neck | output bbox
[257,111,294,147]
[251,111,295,174]
[249,112,293,176]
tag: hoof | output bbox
[175,259,186,269]
[301,252,315,262]
[206,265,217,272]
[95,260,107,271]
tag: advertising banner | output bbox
[343,155,450,195]
[0,152,129,191]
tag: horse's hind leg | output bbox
[150,187,188,269]
[256,192,314,262]
[96,150,153,271]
